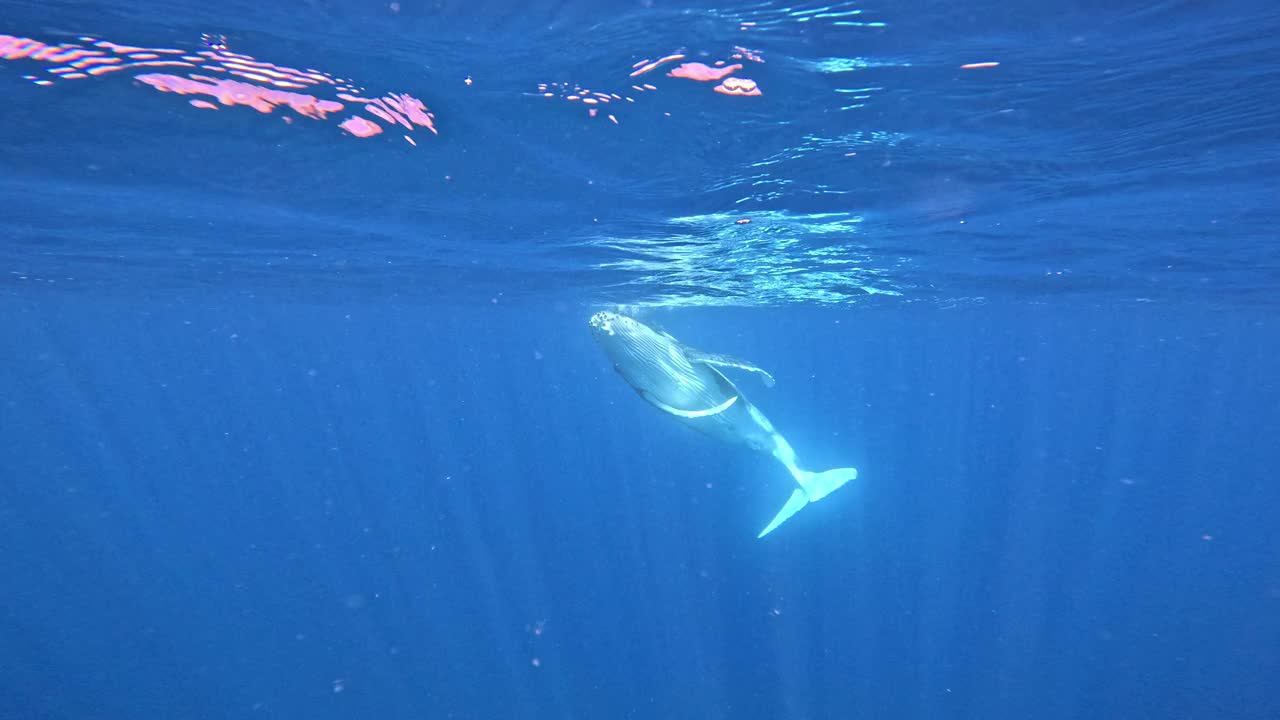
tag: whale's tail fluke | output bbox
[757,466,858,538]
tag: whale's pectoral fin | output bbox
[685,349,776,388]
[642,391,739,419]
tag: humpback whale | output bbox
[589,311,857,538]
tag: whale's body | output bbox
[589,311,856,538]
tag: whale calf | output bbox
[589,311,856,538]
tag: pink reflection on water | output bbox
[668,62,741,82]
[0,32,438,145]
[713,77,762,97]
[339,116,382,138]
[628,54,685,77]
[537,43,767,125]
[135,74,344,119]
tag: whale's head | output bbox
[589,311,650,345]
[589,311,709,404]
[590,311,665,368]
[589,311,624,338]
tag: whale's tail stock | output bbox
[757,465,858,538]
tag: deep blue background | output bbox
[3,300,1278,719]
[2,0,1280,718]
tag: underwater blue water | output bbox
[1,1,1278,719]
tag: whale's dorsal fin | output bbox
[642,391,739,418]
[685,349,776,388]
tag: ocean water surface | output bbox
[1,0,1278,718]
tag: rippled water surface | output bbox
[2,0,1275,307]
